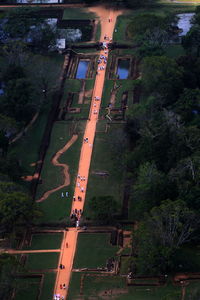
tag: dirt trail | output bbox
[5,249,60,254]
[36,134,78,203]
[54,7,122,300]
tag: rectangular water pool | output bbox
[117,59,130,79]
[76,61,89,79]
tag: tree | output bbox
[174,88,200,123]
[134,199,199,274]
[1,78,36,125]
[1,41,29,67]
[136,28,169,58]
[182,25,200,57]
[0,114,18,155]
[89,196,118,224]
[3,7,42,39]
[142,56,183,105]
[148,199,197,248]
[131,162,174,218]
[3,7,57,53]
[0,191,41,233]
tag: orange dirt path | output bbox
[6,249,60,254]
[36,134,78,202]
[54,7,122,300]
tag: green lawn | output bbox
[24,233,63,250]
[68,274,182,300]
[36,122,75,199]
[62,7,96,20]
[85,123,126,218]
[36,121,85,223]
[113,14,134,43]
[120,256,131,275]
[73,233,119,269]
[25,253,59,270]
[67,272,82,300]
[8,54,64,177]
[40,273,56,299]
[14,276,41,300]
[9,109,50,177]
[14,273,56,300]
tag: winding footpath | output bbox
[53,7,122,300]
[36,134,78,202]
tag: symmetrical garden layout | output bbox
[1,2,200,300]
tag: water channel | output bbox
[117,59,130,79]
[76,61,89,79]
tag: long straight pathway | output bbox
[54,7,122,300]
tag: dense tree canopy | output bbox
[142,56,183,105]
[134,200,199,274]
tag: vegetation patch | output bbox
[73,233,119,269]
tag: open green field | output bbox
[62,7,96,20]
[8,54,64,177]
[40,273,56,299]
[14,276,41,300]
[14,272,56,300]
[25,252,59,270]
[119,256,131,274]
[68,274,185,300]
[36,120,85,223]
[73,233,119,269]
[85,123,126,218]
[23,233,63,250]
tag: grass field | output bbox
[36,121,85,223]
[119,256,131,274]
[73,233,119,269]
[68,274,182,300]
[14,276,41,300]
[40,273,56,299]
[23,233,63,250]
[8,54,64,177]
[85,123,126,218]
[14,272,56,300]
[62,7,96,20]
[25,253,59,270]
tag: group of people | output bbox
[84,137,89,143]
[54,294,64,300]
[73,195,82,202]
[94,96,101,101]
[71,208,82,220]
[60,283,66,289]
[104,34,112,42]
[77,174,86,181]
